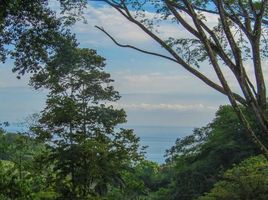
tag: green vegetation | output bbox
[0,41,143,199]
[1,1,268,198]
[198,155,268,200]
[150,106,260,200]
[29,38,142,199]
[2,105,268,199]
[0,0,85,76]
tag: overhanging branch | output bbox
[95,26,179,63]
[95,26,246,105]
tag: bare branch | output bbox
[165,1,200,38]
[216,0,244,69]
[246,74,258,97]
[95,26,179,63]
[249,0,268,108]
[253,0,268,34]
[238,0,252,33]
[224,2,252,38]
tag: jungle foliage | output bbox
[1,0,268,199]
[2,105,268,199]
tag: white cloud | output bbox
[123,73,185,84]
[112,70,216,94]
[70,3,221,46]
[72,5,151,44]
[109,102,217,111]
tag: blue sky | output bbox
[0,1,237,127]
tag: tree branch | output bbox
[250,0,267,108]
[166,0,242,79]
[95,26,179,63]
[189,3,268,25]
[183,0,268,158]
[95,26,246,105]
[216,0,244,69]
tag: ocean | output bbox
[3,124,193,164]
[128,126,193,163]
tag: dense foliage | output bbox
[198,155,268,200]
[122,105,261,200]
[1,0,268,199]
[2,105,268,199]
[29,40,143,199]
[159,106,259,200]
[0,130,53,199]
[0,0,92,76]
[0,39,144,199]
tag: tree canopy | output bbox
[198,155,268,200]
[30,38,142,199]
[0,0,86,77]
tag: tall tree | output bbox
[30,39,142,199]
[87,0,268,157]
[164,105,258,199]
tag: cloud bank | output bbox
[110,102,217,111]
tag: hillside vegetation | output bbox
[1,105,268,199]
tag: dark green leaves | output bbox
[30,43,142,198]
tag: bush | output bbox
[198,155,268,200]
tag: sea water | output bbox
[126,126,193,163]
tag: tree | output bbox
[106,160,172,200]
[198,155,268,200]
[0,131,55,200]
[85,0,268,157]
[30,39,142,199]
[0,0,85,77]
[163,105,258,199]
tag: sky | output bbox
[0,1,250,128]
